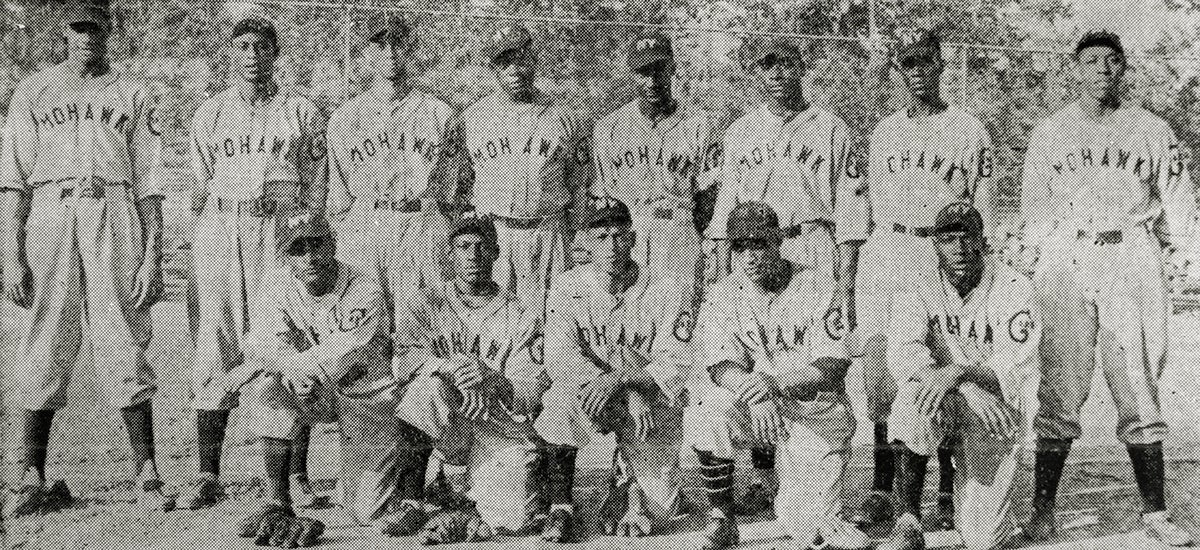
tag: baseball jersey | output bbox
[867,106,995,231]
[189,88,327,205]
[457,93,591,219]
[591,101,723,216]
[247,261,389,391]
[707,104,868,243]
[325,85,456,216]
[1020,102,1195,248]
[698,263,847,378]
[887,258,1039,406]
[1,64,163,199]
[545,264,694,404]
[395,280,543,382]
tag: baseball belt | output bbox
[1076,229,1123,244]
[373,198,422,213]
[892,223,936,238]
[782,220,834,239]
[214,196,297,218]
[57,178,131,199]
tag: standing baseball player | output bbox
[854,28,996,529]
[220,212,395,547]
[182,16,328,509]
[1,2,171,514]
[454,22,591,314]
[534,196,694,543]
[590,30,723,288]
[685,201,867,550]
[881,203,1039,550]
[326,13,457,301]
[390,212,546,540]
[704,36,868,514]
[1018,31,1194,546]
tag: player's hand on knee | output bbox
[451,357,494,391]
[580,372,623,421]
[958,382,1015,438]
[459,387,489,421]
[627,390,654,442]
[132,260,164,310]
[509,376,545,418]
[735,372,780,405]
[222,362,266,394]
[749,400,786,446]
[915,365,965,418]
[283,367,321,400]
[3,258,33,309]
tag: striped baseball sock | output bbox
[696,450,735,516]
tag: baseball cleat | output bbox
[934,492,954,531]
[733,482,774,516]
[1143,511,1194,547]
[4,484,48,517]
[290,475,330,510]
[848,491,895,526]
[379,501,429,537]
[541,508,575,543]
[41,480,74,514]
[137,477,177,512]
[177,475,224,510]
[877,513,926,550]
[701,514,740,550]
[1021,504,1056,542]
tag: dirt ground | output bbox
[2,200,1199,549]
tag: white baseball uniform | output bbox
[683,262,855,546]
[239,261,395,526]
[886,258,1039,550]
[326,84,457,299]
[392,280,543,532]
[591,101,722,285]
[536,263,694,520]
[1020,102,1195,445]
[0,64,162,410]
[707,104,868,275]
[859,106,994,420]
[188,88,327,411]
[457,93,591,313]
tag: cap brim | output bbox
[628,50,671,71]
[63,10,111,30]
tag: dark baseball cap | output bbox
[933,202,984,236]
[362,12,413,45]
[277,212,334,253]
[727,201,782,242]
[61,3,111,31]
[742,37,803,67]
[579,196,632,230]
[449,211,498,244]
[1075,30,1123,56]
[483,23,532,62]
[628,31,673,71]
[894,27,941,61]
[231,17,278,47]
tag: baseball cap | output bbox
[483,23,532,62]
[727,201,782,242]
[231,16,278,47]
[894,27,941,61]
[449,211,498,244]
[362,12,413,45]
[276,212,333,254]
[61,2,111,31]
[1075,30,1123,56]
[933,202,984,236]
[628,31,673,71]
[741,37,803,67]
[579,196,633,230]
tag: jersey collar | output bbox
[627,99,686,134]
[445,279,509,320]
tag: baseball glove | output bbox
[269,516,325,548]
[239,504,294,538]
[420,509,494,545]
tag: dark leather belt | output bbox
[782,220,833,239]
[373,198,421,213]
[893,223,935,238]
[1077,229,1123,244]
[54,177,129,199]
[214,196,294,218]
[653,207,675,220]
[62,186,107,199]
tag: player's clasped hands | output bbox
[748,400,787,446]
[958,381,1018,439]
[580,371,623,421]
[734,371,781,405]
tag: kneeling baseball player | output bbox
[533,196,694,542]
[389,212,547,541]
[223,213,407,547]
[879,203,1039,550]
[684,202,867,550]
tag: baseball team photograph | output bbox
[3,0,1200,549]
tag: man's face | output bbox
[230,31,278,83]
[585,224,635,276]
[284,236,338,288]
[1075,45,1125,101]
[450,233,499,285]
[731,238,782,286]
[63,22,108,65]
[633,60,674,105]
[934,229,985,276]
[367,38,410,83]
[750,54,805,102]
[490,46,537,100]
[896,45,943,100]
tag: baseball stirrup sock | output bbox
[937,437,957,495]
[696,450,735,515]
[20,410,55,482]
[196,410,230,477]
[1033,438,1072,509]
[394,422,434,501]
[291,425,312,478]
[1127,442,1166,513]
[546,446,579,506]
[121,401,156,475]
[263,437,293,505]
[873,423,895,492]
[895,445,929,517]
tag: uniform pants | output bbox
[335,206,451,311]
[780,222,838,280]
[493,213,569,315]
[889,381,1038,550]
[1033,228,1169,445]
[633,209,703,292]
[684,386,855,546]
[16,185,155,410]
[856,230,939,421]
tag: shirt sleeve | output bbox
[884,290,936,384]
[245,277,306,361]
[283,277,388,383]
[806,276,851,363]
[188,102,215,207]
[695,112,725,194]
[1019,124,1057,249]
[0,84,37,192]
[1153,123,1196,246]
[705,132,739,240]
[431,112,472,208]
[969,120,998,236]
[643,277,696,405]
[831,119,869,243]
[298,100,329,213]
[544,275,604,387]
[566,115,594,217]
[983,285,1041,408]
[129,82,164,200]
[324,112,354,219]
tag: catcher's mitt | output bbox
[239,504,294,538]
[420,509,495,545]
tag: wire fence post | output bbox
[959,44,969,106]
